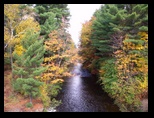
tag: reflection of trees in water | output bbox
[71,63,91,77]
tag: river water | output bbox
[55,63,120,112]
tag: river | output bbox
[55,63,120,112]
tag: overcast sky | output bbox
[67,4,102,46]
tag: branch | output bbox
[4,43,8,51]
[4,29,27,51]
[13,29,27,39]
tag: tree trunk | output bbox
[30,94,32,104]
[58,58,63,67]
[10,22,14,80]
[10,46,13,79]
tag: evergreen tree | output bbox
[14,78,43,104]
[34,4,70,38]
[13,30,46,104]
[91,4,126,58]
[40,12,58,37]
[80,4,148,112]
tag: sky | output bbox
[67,4,102,47]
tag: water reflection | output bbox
[56,63,120,112]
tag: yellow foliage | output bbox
[39,84,50,107]
[13,18,40,56]
[4,4,20,21]
[115,31,148,100]
[42,29,76,86]
[4,52,10,58]
[40,73,51,82]
[138,32,148,42]
[14,18,40,44]
[4,4,41,57]
[15,18,40,34]
[4,27,11,42]
[79,16,96,71]
[13,44,26,56]
[137,76,148,92]
[50,79,64,84]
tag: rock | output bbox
[47,107,56,112]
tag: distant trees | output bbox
[79,4,148,112]
[79,17,98,74]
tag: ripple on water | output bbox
[55,63,120,112]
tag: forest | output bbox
[79,4,148,112]
[4,4,148,112]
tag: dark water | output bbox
[56,63,120,112]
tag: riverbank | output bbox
[4,70,44,112]
[4,69,148,112]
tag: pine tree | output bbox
[14,78,43,104]
[91,4,126,58]
[40,12,58,37]
[34,4,70,38]
[13,30,46,104]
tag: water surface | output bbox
[56,63,120,112]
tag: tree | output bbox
[91,4,127,57]
[40,12,58,37]
[13,30,46,104]
[42,30,72,84]
[79,16,98,74]
[4,4,20,78]
[39,17,77,108]
[14,78,43,104]
[34,4,70,38]
[4,4,40,79]
[80,4,148,112]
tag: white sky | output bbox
[67,4,102,46]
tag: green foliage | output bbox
[26,102,33,108]
[4,56,11,65]
[4,4,75,110]
[40,12,58,37]
[98,58,143,112]
[50,98,62,108]
[139,26,148,32]
[12,30,46,104]
[123,39,145,45]
[99,58,118,84]
[13,30,46,79]
[14,78,43,98]
[48,83,62,98]
[34,4,70,38]
[80,4,148,112]
[91,4,126,57]
[98,58,118,95]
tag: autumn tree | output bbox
[79,16,98,74]
[4,4,40,79]
[4,4,20,76]
[39,18,76,108]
